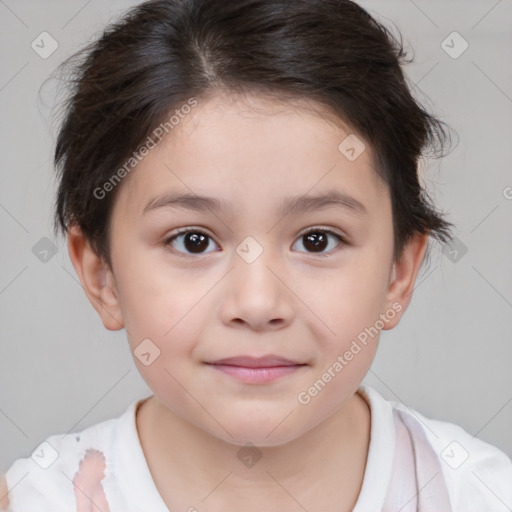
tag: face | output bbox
[71,91,425,447]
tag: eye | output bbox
[163,226,347,258]
[163,228,220,256]
[292,227,346,257]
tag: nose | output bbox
[219,244,294,332]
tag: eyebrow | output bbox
[142,189,367,217]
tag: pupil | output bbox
[305,232,327,252]
[185,232,208,253]
[182,232,328,254]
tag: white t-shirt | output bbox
[4,384,512,511]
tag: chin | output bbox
[203,415,306,448]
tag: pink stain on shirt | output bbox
[0,474,9,510]
[73,449,110,512]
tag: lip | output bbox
[205,355,307,384]
[206,355,304,367]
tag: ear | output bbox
[382,233,429,330]
[67,224,124,331]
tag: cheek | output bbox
[297,255,392,389]
[115,253,207,344]
[296,273,384,413]
[304,261,390,339]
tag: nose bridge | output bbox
[219,233,293,329]
[233,234,281,294]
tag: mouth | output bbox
[204,355,308,384]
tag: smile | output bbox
[205,362,306,384]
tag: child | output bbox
[2,0,511,510]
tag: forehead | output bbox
[113,91,388,222]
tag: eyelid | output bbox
[297,225,347,240]
[163,224,349,258]
[162,226,221,258]
[165,225,347,242]
[170,225,216,238]
[293,225,348,258]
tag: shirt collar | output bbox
[352,383,397,511]
[113,384,396,511]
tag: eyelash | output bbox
[162,226,347,258]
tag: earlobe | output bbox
[382,233,429,330]
[67,224,124,331]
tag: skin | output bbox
[67,91,428,511]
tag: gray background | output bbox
[1,0,511,477]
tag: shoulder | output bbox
[367,386,512,511]
[3,399,140,511]
[414,411,512,511]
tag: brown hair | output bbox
[52,0,455,270]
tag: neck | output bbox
[136,391,370,511]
